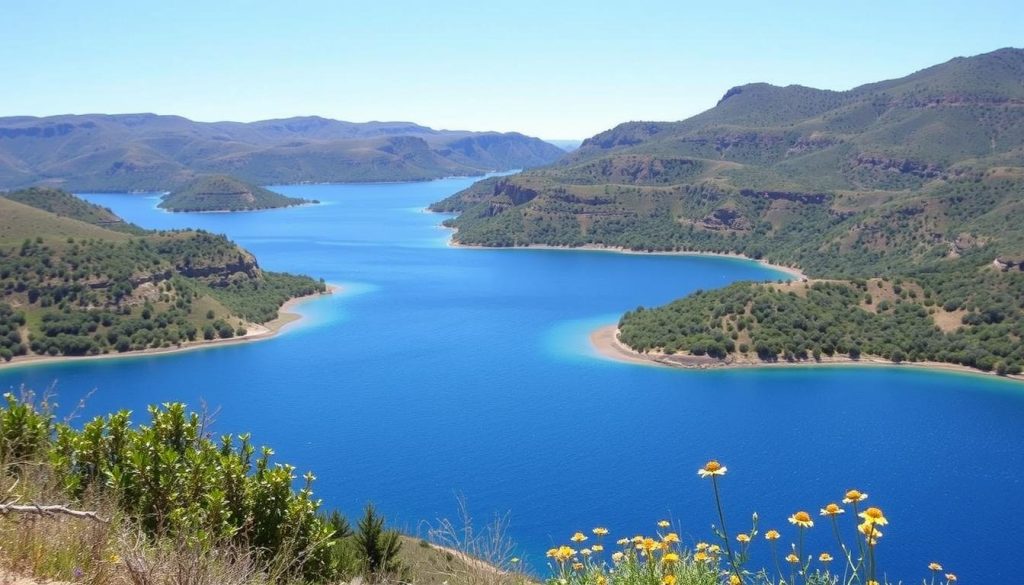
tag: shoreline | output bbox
[446,239,807,281]
[589,325,1024,383]
[0,284,341,371]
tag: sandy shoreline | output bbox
[447,239,807,281]
[0,284,341,371]
[589,325,1024,383]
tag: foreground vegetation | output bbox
[0,393,531,585]
[543,461,957,585]
[433,49,1024,375]
[0,190,325,362]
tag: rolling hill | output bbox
[0,115,566,191]
[159,175,312,212]
[0,189,325,362]
[433,47,1024,375]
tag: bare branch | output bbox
[0,502,109,523]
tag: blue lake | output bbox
[2,176,1021,582]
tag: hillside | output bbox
[0,114,566,191]
[159,175,313,212]
[0,190,325,362]
[1,186,144,233]
[433,48,1024,375]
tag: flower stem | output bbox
[711,475,741,580]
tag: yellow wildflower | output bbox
[765,529,780,541]
[546,548,558,558]
[867,581,879,585]
[928,562,943,571]
[611,551,624,563]
[729,576,741,585]
[858,507,888,526]
[663,532,680,543]
[858,522,883,545]
[581,548,592,557]
[708,544,721,554]
[632,535,644,544]
[788,511,814,528]
[695,541,709,551]
[663,552,680,563]
[842,489,868,504]
[617,538,630,546]
[657,519,670,528]
[736,533,751,543]
[593,527,609,536]
[819,553,833,563]
[662,576,676,585]
[571,532,588,542]
[109,553,121,563]
[592,544,604,552]
[820,503,845,517]
[946,574,957,582]
[698,459,727,478]
[572,562,583,571]
[694,551,710,562]
[785,553,799,564]
[597,577,607,585]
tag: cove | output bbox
[1,176,1021,582]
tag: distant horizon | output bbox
[2,0,1022,138]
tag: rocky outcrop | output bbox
[852,154,943,178]
[739,189,830,204]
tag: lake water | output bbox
[2,176,1021,582]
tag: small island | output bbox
[158,174,315,212]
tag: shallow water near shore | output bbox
[2,177,1022,581]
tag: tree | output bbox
[355,503,405,581]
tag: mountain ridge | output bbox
[0,114,566,191]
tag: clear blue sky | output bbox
[2,0,1021,139]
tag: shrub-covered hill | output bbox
[159,175,313,212]
[0,190,325,362]
[432,48,1024,375]
[2,186,145,233]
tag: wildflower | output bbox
[593,527,609,536]
[765,529,780,541]
[663,532,680,543]
[546,548,558,558]
[109,553,121,563]
[592,544,604,552]
[617,538,630,546]
[928,562,943,571]
[788,511,814,528]
[572,562,583,571]
[632,535,644,544]
[611,552,625,563]
[639,538,659,553]
[694,551,710,562]
[819,553,833,563]
[510,558,520,564]
[729,576,741,585]
[945,573,957,582]
[867,581,879,585]
[785,553,799,564]
[597,577,607,585]
[662,576,676,585]
[842,489,868,504]
[820,503,845,517]
[552,546,576,561]
[736,533,750,543]
[707,544,721,554]
[698,459,727,478]
[658,519,670,528]
[571,532,588,542]
[581,548,592,557]
[858,507,888,526]
[663,552,680,563]
[857,522,883,545]
[695,541,709,551]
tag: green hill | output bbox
[159,175,312,212]
[0,189,325,362]
[433,48,1024,375]
[2,186,144,233]
[0,114,566,191]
